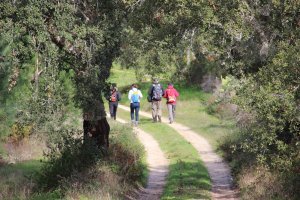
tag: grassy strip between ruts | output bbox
[116,107,211,200]
[108,64,236,152]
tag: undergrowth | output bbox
[220,130,300,200]
[0,121,146,200]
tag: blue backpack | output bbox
[131,90,139,103]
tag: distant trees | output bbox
[1,0,299,176]
[121,0,300,179]
[119,1,300,198]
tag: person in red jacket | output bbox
[163,83,179,124]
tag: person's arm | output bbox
[163,89,168,98]
[105,91,111,101]
[148,85,153,96]
[175,89,179,97]
[128,90,132,100]
[139,90,143,98]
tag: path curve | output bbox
[118,105,239,200]
[116,118,169,200]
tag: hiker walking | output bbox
[163,83,179,124]
[148,78,164,122]
[128,84,143,126]
[106,83,121,120]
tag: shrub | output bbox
[236,164,300,200]
[108,122,146,184]
[35,122,146,199]
[36,129,103,190]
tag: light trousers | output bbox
[151,100,162,121]
[167,104,176,123]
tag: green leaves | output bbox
[0,0,131,138]
[121,1,300,185]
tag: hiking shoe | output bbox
[153,116,158,123]
[158,116,161,122]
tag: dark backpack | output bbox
[110,91,117,102]
[152,84,163,101]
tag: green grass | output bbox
[29,190,62,200]
[109,62,136,88]
[170,100,236,150]
[116,108,211,199]
[0,119,148,200]
[109,64,236,198]
[107,119,148,186]
[0,160,44,200]
[0,140,5,156]
[3,159,43,174]
[108,65,236,150]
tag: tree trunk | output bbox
[83,100,110,149]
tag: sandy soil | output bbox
[118,105,239,200]
[116,118,169,200]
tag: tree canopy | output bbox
[0,0,131,138]
[0,0,299,178]
[120,0,300,174]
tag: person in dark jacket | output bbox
[148,78,164,122]
[106,83,121,120]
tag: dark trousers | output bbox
[130,102,140,122]
[109,102,118,120]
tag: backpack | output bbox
[152,84,163,101]
[167,95,176,103]
[131,90,139,103]
[167,89,176,103]
[110,91,117,102]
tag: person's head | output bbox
[168,83,173,86]
[132,84,137,89]
[111,83,117,90]
[153,78,159,84]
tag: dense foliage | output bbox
[38,123,145,192]
[0,0,299,199]
[0,0,130,139]
[124,0,300,158]
[120,0,300,199]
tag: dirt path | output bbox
[118,105,239,200]
[116,118,169,200]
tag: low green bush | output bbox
[36,129,103,190]
[108,121,147,184]
[34,122,146,198]
[29,190,63,200]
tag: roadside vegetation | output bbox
[108,64,236,199]
[1,1,299,199]
[110,61,299,200]
[109,64,236,150]
[116,109,211,199]
[0,121,146,200]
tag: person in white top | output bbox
[128,84,143,125]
